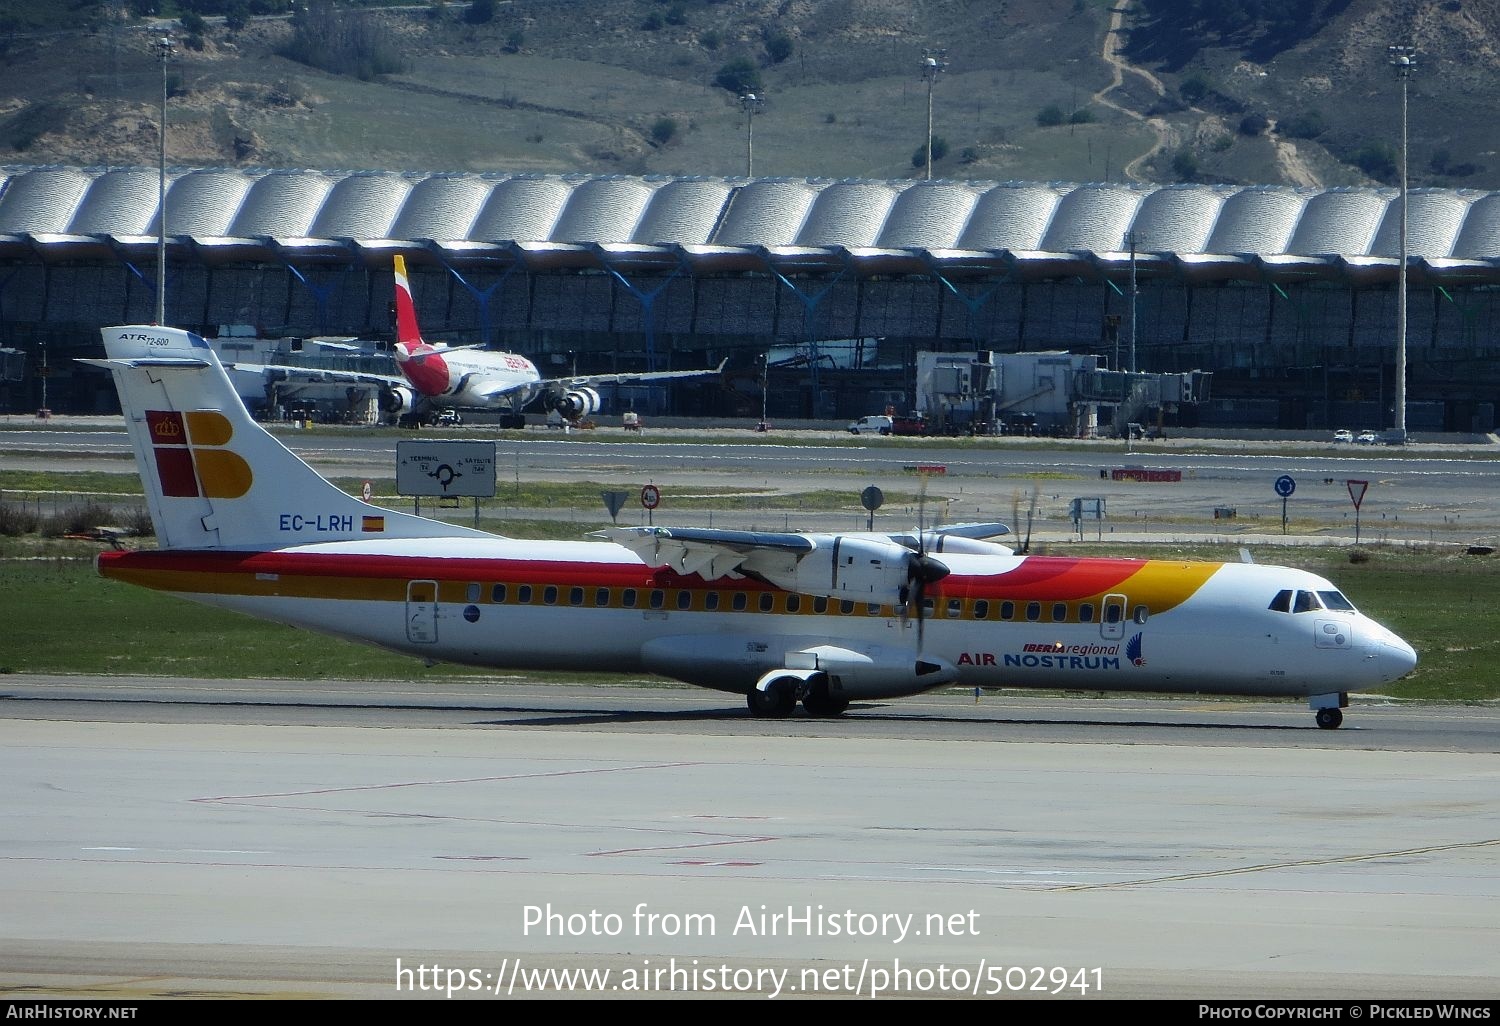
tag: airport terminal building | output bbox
[1,163,1497,432]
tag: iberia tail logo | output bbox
[146,410,252,499]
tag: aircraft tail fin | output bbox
[85,325,487,550]
[392,255,423,346]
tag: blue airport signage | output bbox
[1274,475,1296,498]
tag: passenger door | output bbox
[406,580,438,644]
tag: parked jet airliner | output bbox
[86,325,1416,727]
[236,255,725,427]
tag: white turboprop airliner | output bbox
[86,324,1416,728]
[235,255,725,427]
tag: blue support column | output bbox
[600,257,688,372]
[116,258,171,324]
[279,261,338,336]
[432,255,521,347]
[930,269,1000,344]
[766,264,849,397]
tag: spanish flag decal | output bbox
[362,516,386,533]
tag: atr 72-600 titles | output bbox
[85,326,1416,727]
[233,255,724,427]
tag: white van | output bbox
[847,415,893,436]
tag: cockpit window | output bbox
[1292,590,1322,613]
[1318,590,1356,612]
[1269,589,1327,614]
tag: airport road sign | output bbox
[1274,474,1296,498]
[641,484,660,510]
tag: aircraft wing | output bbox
[546,358,728,393]
[224,361,405,390]
[594,525,940,606]
[595,525,812,581]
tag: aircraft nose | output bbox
[1374,635,1418,683]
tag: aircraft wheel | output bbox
[746,679,798,718]
[802,682,849,718]
[1315,707,1343,730]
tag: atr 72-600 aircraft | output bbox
[86,325,1416,728]
[242,255,725,427]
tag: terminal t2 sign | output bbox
[396,441,497,498]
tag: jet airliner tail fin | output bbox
[392,254,423,347]
[85,325,487,550]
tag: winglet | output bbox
[392,255,423,346]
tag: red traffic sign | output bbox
[641,484,661,510]
[1347,479,1369,510]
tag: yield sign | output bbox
[1347,479,1369,510]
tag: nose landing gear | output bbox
[1310,692,1349,730]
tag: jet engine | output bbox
[552,387,602,422]
[379,383,417,420]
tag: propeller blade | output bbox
[904,551,949,648]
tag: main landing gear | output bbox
[745,675,850,718]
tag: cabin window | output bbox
[676,590,692,610]
[1052,602,1068,623]
[786,595,801,613]
[622,588,637,608]
[595,588,610,607]
[649,589,665,609]
[543,586,558,605]
[866,603,881,615]
[1079,603,1095,623]
[759,593,775,612]
[1132,605,1150,624]
[491,584,507,603]
[1025,602,1041,622]
[973,600,989,619]
[947,598,963,618]
[732,593,748,611]
[1269,589,1292,613]
[517,585,533,604]
[1104,602,1122,624]
[1000,601,1015,621]
[570,587,584,606]
[705,592,720,611]
[921,597,936,616]
[840,600,855,615]
[812,596,828,613]
[1319,590,1356,611]
[466,583,481,603]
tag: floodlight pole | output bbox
[1130,231,1137,374]
[921,49,947,180]
[739,92,763,177]
[1389,44,1415,442]
[156,36,173,326]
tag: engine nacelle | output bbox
[379,383,417,416]
[552,387,601,421]
[922,533,1015,556]
[748,535,931,604]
